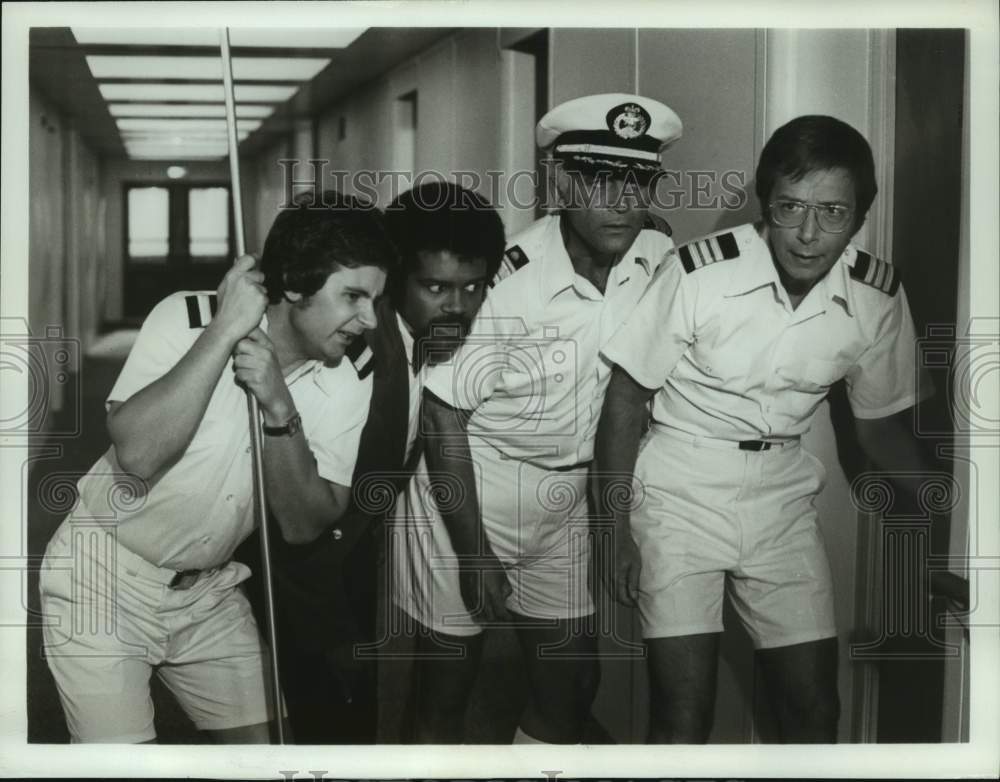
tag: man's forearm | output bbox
[108,319,240,480]
[423,394,491,559]
[855,409,934,500]
[595,367,656,532]
[262,429,350,544]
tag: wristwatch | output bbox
[262,411,302,437]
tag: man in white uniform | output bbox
[401,94,683,743]
[596,115,933,743]
[39,192,396,743]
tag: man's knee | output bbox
[757,637,840,739]
[645,633,721,743]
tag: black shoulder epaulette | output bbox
[185,293,218,328]
[850,251,900,296]
[643,213,673,236]
[677,231,740,273]
[491,244,530,287]
[346,337,375,379]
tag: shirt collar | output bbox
[538,216,578,301]
[724,224,780,298]
[539,214,659,302]
[723,223,854,317]
[825,247,854,316]
[613,245,659,285]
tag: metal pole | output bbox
[220,27,285,745]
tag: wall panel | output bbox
[550,29,637,105]
[453,29,504,190]
[415,38,457,176]
[637,28,760,244]
[28,88,65,339]
[64,121,104,351]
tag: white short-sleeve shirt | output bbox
[75,291,373,571]
[603,222,930,441]
[422,214,673,468]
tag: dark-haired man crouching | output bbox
[40,191,395,743]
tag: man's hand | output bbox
[232,328,295,423]
[611,530,641,607]
[215,254,268,342]
[459,554,512,624]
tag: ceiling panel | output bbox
[31,27,454,161]
[109,103,275,118]
[86,55,330,82]
[120,130,251,140]
[116,118,263,132]
[71,27,366,49]
[123,149,231,160]
[98,83,298,102]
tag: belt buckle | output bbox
[738,440,771,451]
[169,569,201,590]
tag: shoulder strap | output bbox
[345,336,375,379]
[676,231,741,274]
[850,251,901,296]
[491,244,531,287]
[184,293,218,328]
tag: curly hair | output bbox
[260,189,399,303]
[382,180,506,307]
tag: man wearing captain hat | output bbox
[393,93,682,743]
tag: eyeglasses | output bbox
[767,199,855,234]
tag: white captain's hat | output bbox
[536,93,682,181]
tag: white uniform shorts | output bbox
[631,428,837,649]
[390,441,594,636]
[39,518,273,743]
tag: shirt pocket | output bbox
[799,357,853,390]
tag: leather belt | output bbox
[736,439,799,451]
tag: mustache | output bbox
[414,316,472,343]
[413,316,473,368]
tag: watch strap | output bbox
[263,411,302,437]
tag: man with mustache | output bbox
[596,115,933,743]
[399,94,682,743]
[243,181,504,743]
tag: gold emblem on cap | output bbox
[608,102,651,140]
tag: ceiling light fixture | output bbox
[98,83,297,102]
[87,55,329,82]
[108,103,274,119]
[72,27,366,49]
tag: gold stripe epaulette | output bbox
[491,244,530,287]
[677,231,740,273]
[849,251,900,296]
[185,293,218,328]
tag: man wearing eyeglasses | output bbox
[595,115,932,743]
